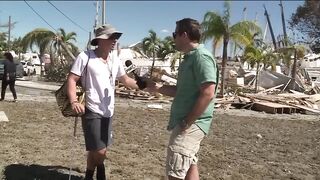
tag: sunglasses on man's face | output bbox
[108,33,121,40]
[172,32,177,39]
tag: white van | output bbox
[23,53,41,65]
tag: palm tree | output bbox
[251,37,279,71]
[201,1,261,96]
[169,52,182,72]
[142,30,161,76]
[158,36,176,60]
[244,42,281,92]
[53,28,78,64]
[277,45,306,89]
[262,52,278,71]
[0,32,7,51]
[129,42,149,59]
[243,45,264,92]
[21,28,55,58]
[11,37,24,60]
[21,28,77,65]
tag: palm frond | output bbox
[201,11,226,42]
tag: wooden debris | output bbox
[257,84,284,94]
[252,101,297,114]
[113,73,320,115]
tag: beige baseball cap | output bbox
[91,24,122,46]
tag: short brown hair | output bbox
[176,18,201,42]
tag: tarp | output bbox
[257,70,304,92]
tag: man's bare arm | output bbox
[118,74,139,89]
[181,82,216,130]
[67,73,85,114]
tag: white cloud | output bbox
[161,29,169,33]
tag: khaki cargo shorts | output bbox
[166,124,205,179]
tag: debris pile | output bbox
[118,59,320,115]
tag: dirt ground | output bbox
[0,94,320,180]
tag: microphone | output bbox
[125,60,147,90]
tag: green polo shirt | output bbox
[168,44,218,134]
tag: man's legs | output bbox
[185,164,199,180]
[8,81,17,100]
[168,164,199,180]
[85,148,107,180]
[95,148,107,180]
[82,115,112,180]
[84,151,95,180]
[1,80,8,100]
[166,124,205,180]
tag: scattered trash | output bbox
[256,134,263,139]
[0,111,9,122]
[147,104,163,109]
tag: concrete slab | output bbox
[0,111,9,122]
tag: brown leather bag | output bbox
[55,53,89,117]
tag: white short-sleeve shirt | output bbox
[70,49,125,117]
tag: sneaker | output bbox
[0,99,4,101]
[13,99,17,103]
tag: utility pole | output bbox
[89,1,99,49]
[242,7,247,21]
[263,5,277,50]
[1,16,16,51]
[279,0,288,46]
[101,0,106,25]
[291,48,297,90]
[254,12,258,22]
[87,31,91,50]
[8,16,11,51]
[94,1,99,29]
[263,21,268,42]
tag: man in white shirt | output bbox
[67,24,141,180]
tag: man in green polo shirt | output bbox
[146,18,218,180]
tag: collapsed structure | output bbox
[116,47,320,115]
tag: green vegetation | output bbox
[201,1,261,96]
[289,0,320,53]
[21,28,78,81]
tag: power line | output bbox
[47,1,89,33]
[24,0,57,32]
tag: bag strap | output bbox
[80,51,90,89]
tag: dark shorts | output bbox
[82,108,113,151]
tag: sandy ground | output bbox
[0,89,320,180]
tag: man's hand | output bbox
[180,120,191,134]
[71,101,85,115]
[145,79,160,93]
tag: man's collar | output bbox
[185,44,203,56]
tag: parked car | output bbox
[20,60,36,76]
[15,61,24,78]
[0,60,24,79]
[0,60,4,80]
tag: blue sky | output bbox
[0,1,304,54]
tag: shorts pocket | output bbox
[167,150,192,178]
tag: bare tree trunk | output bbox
[219,36,229,97]
[150,50,156,77]
[40,53,44,77]
[255,62,260,92]
[290,49,297,90]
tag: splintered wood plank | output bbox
[252,101,295,114]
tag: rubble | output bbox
[119,57,320,115]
